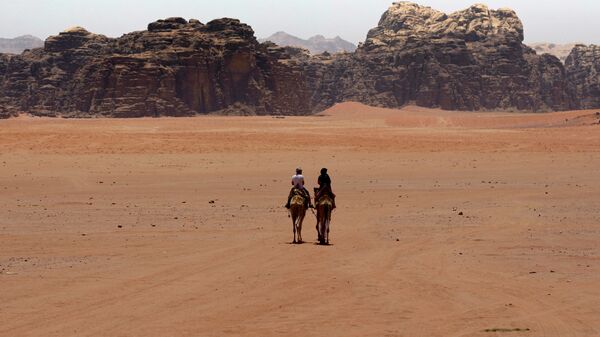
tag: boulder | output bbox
[148,17,188,32]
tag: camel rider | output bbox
[316,167,336,209]
[285,168,313,209]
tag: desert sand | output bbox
[1,102,600,337]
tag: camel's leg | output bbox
[316,215,322,243]
[315,212,320,242]
[326,212,331,244]
[321,211,327,243]
[326,218,330,244]
[316,221,320,242]
[292,214,297,244]
[297,214,303,243]
[301,213,306,242]
[318,218,324,245]
[324,212,328,244]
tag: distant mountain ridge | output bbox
[0,35,44,54]
[259,31,356,54]
[529,43,580,63]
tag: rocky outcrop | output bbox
[310,2,576,111]
[0,35,44,54]
[1,3,599,118]
[0,18,313,117]
[565,45,600,109]
[260,32,356,54]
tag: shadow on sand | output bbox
[284,241,333,246]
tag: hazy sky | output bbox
[0,0,596,44]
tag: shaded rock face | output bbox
[311,2,576,112]
[566,45,600,109]
[0,18,313,117]
[0,35,44,54]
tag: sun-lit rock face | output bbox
[308,2,576,112]
[44,26,110,52]
[365,2,523,49]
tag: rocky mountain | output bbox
[0,19,315,118]
[565,44,600,109]
[530,43,579,63]
[309,2,576,112]
[1,2,599,118]
[259,32,356,54]
[0,35,44,54]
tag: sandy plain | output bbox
[1,102,600,337]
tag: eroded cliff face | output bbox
[312,2,576,112]
[566,45,600,109]
[0,3,598,118]
[0,18,313,117]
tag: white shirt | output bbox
[292,174,305,188]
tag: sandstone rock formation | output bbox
[1,3,599,118]
[259,32,356,54]
[0,18,313,117]
[310,2,576,112]
[565,45,600,109]
[0,35,44,54]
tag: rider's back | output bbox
[292,174,305,188]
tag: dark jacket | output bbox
[318,173,332,188]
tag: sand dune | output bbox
[1,104,600,336]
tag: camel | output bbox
[288,191,306,244]
[315,194,333,245]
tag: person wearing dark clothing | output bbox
[316,168,336,209]
[318,169,331,187]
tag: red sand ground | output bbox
[1,102,600,336]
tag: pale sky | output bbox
[0,0,596,44]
